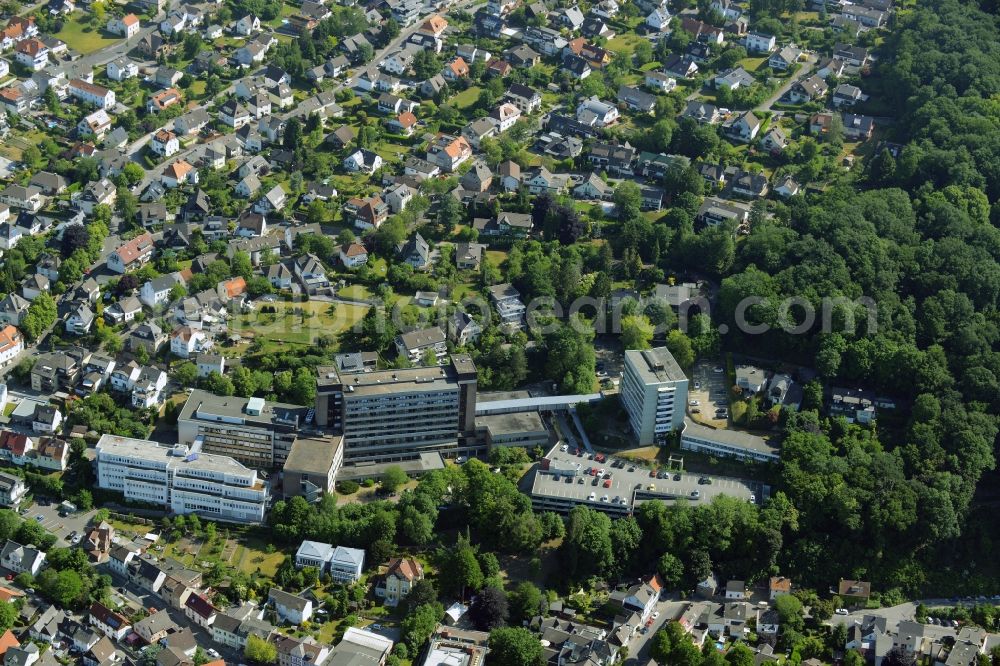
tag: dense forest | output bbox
[715,0,1000,594]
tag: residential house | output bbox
[789,74,828,103]
[0,473,26,507]
[663,54,699,79]
[339,243,368,269]
[644,71,676,92]
[397,233,431,269]
[14,38,47,71]
[723,110,760,142]
[488,283,526,327]
[745,31,776,53]
[147,87,183,113]
[449,310,481,346]
[768,45,801,70]
[254,185,286,214]
[759,126,788,154]
[0,185,44,213]
[0,540,44,575]
[842,113,875,140]
[377,558,423,607]
[107,233,153,273]
[455,242,486,271]
[161,160,198,189]
[832,83,863,108]
[89,603,130,641]
[503,83,541,114]
[68,79,115,109]
[774,175,800,198]
[576,96,618,127]
[77,110,112,139]
[107,13,140,38]
[426,134,472,172]
[715,67,755,90]
[343,149,383,174]
[150,129,179,158]
[395,326,447,364]
[345,195,389,230]
[269,588,313,624]
[65,304,94,335]
[133,611,176,644]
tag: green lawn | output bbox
[235,301,369,345]
[606,33,645,57]
[55,14,122,54]
[451,86,482,110]
[235,536,286,576]
[338,284,373,300]
[740,56,768,73]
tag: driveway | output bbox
[758,55,817,112]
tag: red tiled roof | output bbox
[114,232,153,265]
[223,277,246,298]
[395,111,417,128]
[0,630,18,656]
[0,325,21,354]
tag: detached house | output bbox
[376,558,423,607]
[150,129,179,157]
[343,149,383,174]
[107,13,140,38]
[108,233,154,273]
[426,134,472,172]
[723,110,760,142]
[68,79,116,109]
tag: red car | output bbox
[603,479,612,488]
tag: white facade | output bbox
[95,434,269,523]
[620,348,689,445]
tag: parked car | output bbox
[690,490,700,499]
[835,608,849,615]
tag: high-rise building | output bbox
[95,434,268,523]
[315,354,478,463]
[177,390,309,468]
[620,347,688,445]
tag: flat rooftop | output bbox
[477,390,531,402]
[681,419,780,457]
[283,435,343,475]
[625,347,687,384]
[337,452,445,481]
[530,444,756,512]
[318,355,476,396]
[95,434,256,476]
[178,389,308,428]
[477,411,546,435]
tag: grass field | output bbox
[338,284,373,300]
[235,301,369,345]
[606,32,645,57]
[55,15,122,54]
[451,86,482,110]
[235,536,285,576]
[740,56,768,72]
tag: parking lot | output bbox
[531,445,759,515]
[688,361,731,427]
[21,503,96,548]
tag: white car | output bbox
[713,367,724,373]
[749,494,756,503]
[835,608,849,615]
[689,400,700,406]
[600,495,609,502]
[588,492,596,501]
[560,444,569,452]
[652,611,660,619]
